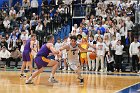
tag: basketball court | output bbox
[0,70,140,93]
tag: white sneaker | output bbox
[137,71,140,74]
[68,67,70,71]
[100,69,104,72]
[48,77,58,83]
[95,70,98,72]
[25,79,33,84]
[63,68,67,71]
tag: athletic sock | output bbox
[50,73,54,78]
[28,76,33,81]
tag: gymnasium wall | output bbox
[0,0,9,7]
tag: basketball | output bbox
[89,52,96,60]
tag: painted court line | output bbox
[115,82,140,93]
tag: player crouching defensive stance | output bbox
[59,35,92,84]
[26,35,61,84]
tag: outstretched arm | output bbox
[59,45,70,51]
[47,43,59,55]
[78,44,92,52]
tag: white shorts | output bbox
[31,51,37,58]
[62,53,67,59]
[68,62,80,71]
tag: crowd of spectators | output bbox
[0,0,70,69]
[0,0,139,73]
[69,0,140,72]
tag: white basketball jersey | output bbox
[67,44,79,64]
[33,40,39,52]
[31,40,39,57]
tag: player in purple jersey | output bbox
[20,34,36,77]
[26,35,60,84]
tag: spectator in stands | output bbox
[117,0,125,11]
[16,38,23,49]
[116,30,121,41]
[50,0,56,5]
[30,14,37,30]
[54,12,62,29]
[7,39,14,52]
[0,34,2,43]
[94,30,103,41]
[129,37,140,73]
[71,30,77,36]
[84,0,92,15]
[49,8,55,19]
[106,51,114,72]
[35,21,43,41]
[96,37,106,72]
[18,7,25,17]
[3,17,10,29]
[9,7,16,18]
[5,34,9,42]
[0,46,11,67]
[82,24,88,35]
[43,17,49,30]
[80,37,89,70]
[115,40,124,72]
[125,17,134,43]
[104,28,111,40]
[55,38,62,60]
[57,0,64,5]
[64,0,72,5]
[31,0,39,14]
[57,5,64,13]
[11,34,17,47]
[87,35,96,71]
[61,37,68,70]
[77,34,82,44]
[54,38,62,69]
[14,1,21,12]
[72,24,79,33]
[93,20,99,31]
[20,31,29,41]
[35,21,43,31]
[137,46,140,73]
[1,37,8,48]
[22,0,30,8]
[9,47,21,69]
[42,0,48,6]
[103,35,110,52]
[110,35,117,58]
[119,22,127,47]
[95,6,102,16]
[22,0,30,16]
[79,28,86,37]
[96,22,106,35]
[90,25,96,35]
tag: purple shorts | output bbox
[22,51,32,62]
[35,56,52,69]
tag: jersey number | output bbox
[73,51,75,55]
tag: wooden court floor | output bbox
[0,71,140,93]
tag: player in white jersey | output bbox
[59,35,92,84]
[61,37,68,70]
[31,39,39,58]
